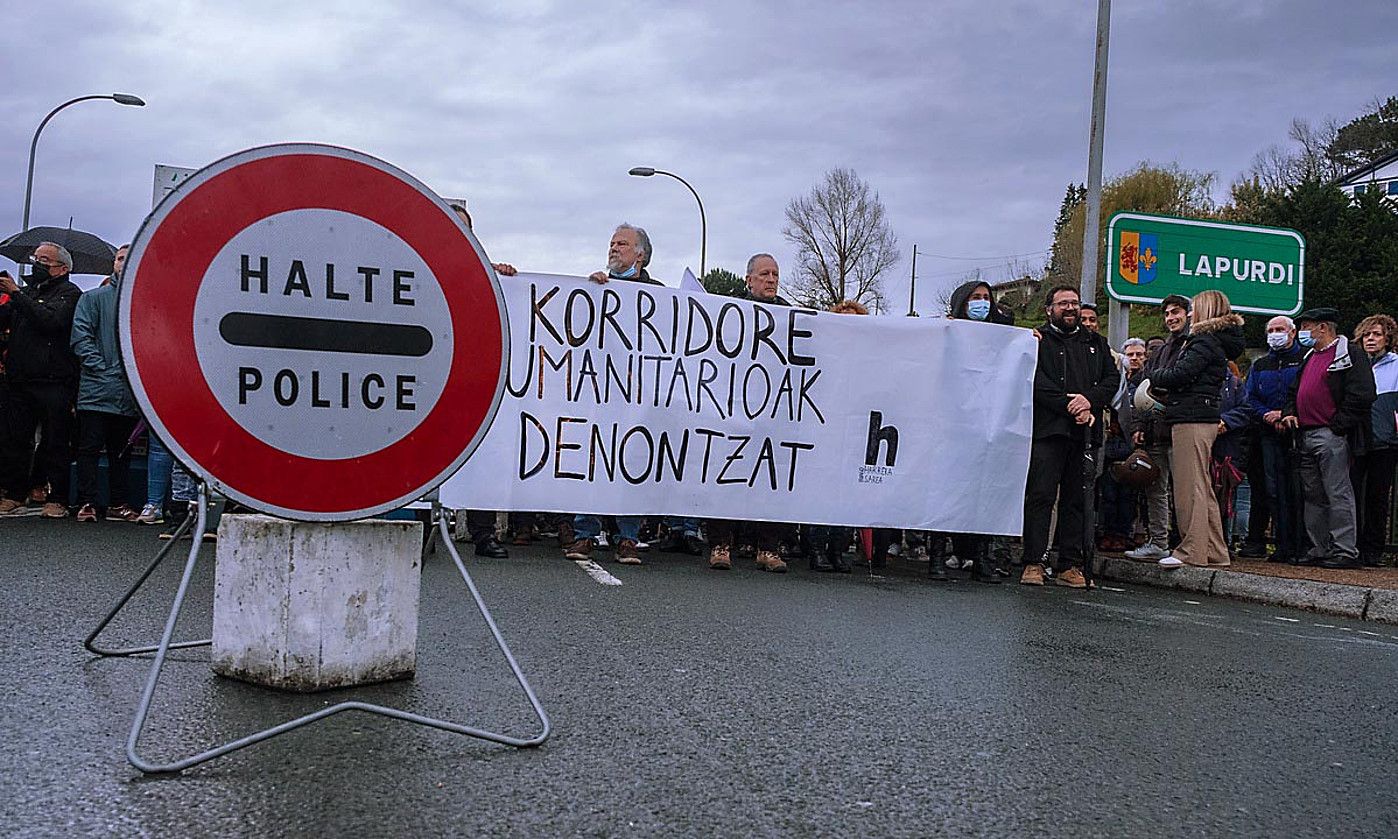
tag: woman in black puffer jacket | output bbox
[1147,290,1246,568]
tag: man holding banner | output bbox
[706,254,797,574]
[1021,285,1117,587]
[565,223,664,565]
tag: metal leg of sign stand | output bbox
[125,487,551,775]
[84,503,212,657]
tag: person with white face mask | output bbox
[1242,315,1307,563]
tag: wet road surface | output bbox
[2,517,1396,837]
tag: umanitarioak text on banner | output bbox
[439,274,1037,535]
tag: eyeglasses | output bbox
[29,254,62,267]
[1051,300,1081,309]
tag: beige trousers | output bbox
[1169,422,1230,566]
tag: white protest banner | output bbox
[439,274,1037,535]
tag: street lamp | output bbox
[628,166,706,278]
[22,93,146,230]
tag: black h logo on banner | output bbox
[865,411,899,467]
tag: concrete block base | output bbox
[212,515,424,692]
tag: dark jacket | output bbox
[1369,351,1398,450]
[948,280,1015,325]
[1149,314,1247,425]
[742,288,792,307]
[1133,327,1190,444]
[1031,321,1118,441]
[1214,371,1250,463]
[70,281,137,416]
[0,272,82,383]
[610,266,664,287]
[1243,341,1306,429]
[1286,335,1377,449]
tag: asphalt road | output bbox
[2,516,1396,837]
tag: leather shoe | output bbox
[475,538,509,558]
[1318,557,1361,569]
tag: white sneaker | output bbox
[1126,543,1168,560]
[946,554,962,570]
[135,503,164,525]
[1158,556,1184,568]
[595,532,610,549]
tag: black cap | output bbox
[1295,307,1339,324]
[1161,294,1191,311]
[1080,301,1098,311]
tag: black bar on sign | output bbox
[218,313,434,357]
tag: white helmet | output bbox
[1132,378,1166,418]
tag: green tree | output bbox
[1327,95,1398,172]
[701,267,745,297]
[1227,178,1398,341]
[1047,162,1217,306]
[1045,182,1085,278]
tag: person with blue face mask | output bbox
[1279,307,1377,569]
[568,224,665,568]
[925,280,1014,584]
[587,223,664,288]
[1242,315,1307,563]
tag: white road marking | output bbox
[1184,600,1202,605]
[1100,586,1126,592]
[574,559,623,586]
[1274,617,1301,623]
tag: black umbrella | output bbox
[0,226,118,276]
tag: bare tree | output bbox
[782,168,899,310]
[1246,117,1343,191]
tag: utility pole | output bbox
[1078,0,1125,346]
[907,244,919,316]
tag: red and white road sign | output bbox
[120,144,508,521]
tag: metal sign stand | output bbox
[84,508,210,657]
[90,485,550,774]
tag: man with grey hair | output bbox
[567,224,663,565]
[588,223,662,286]
[742,253,790,305]
[0,242,83,517]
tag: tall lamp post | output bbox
[628,166,706,278]
[22,93,146,230]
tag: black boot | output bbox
[810,549,835,572]
[831,545,852,573]
[970,541,1002,584]
[928,534,949,581]
[475,536,509,558]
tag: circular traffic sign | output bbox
[120,143,508,521]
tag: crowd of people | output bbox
[1,219,1394,583]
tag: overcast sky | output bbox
[1,0,1392,309]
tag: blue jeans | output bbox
[145,433,174,508]
[1230,479,1252,544]
[573,514,641,543]
[171,461,198,504]
[664,516,701,537]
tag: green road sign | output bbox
[1105,212,1304,315]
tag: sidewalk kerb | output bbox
[1098,556,1398,625]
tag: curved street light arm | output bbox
[23,95,119,230]
[651,169,707,279]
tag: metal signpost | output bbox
[1105,212,1305,315]
[89,143,549,774]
